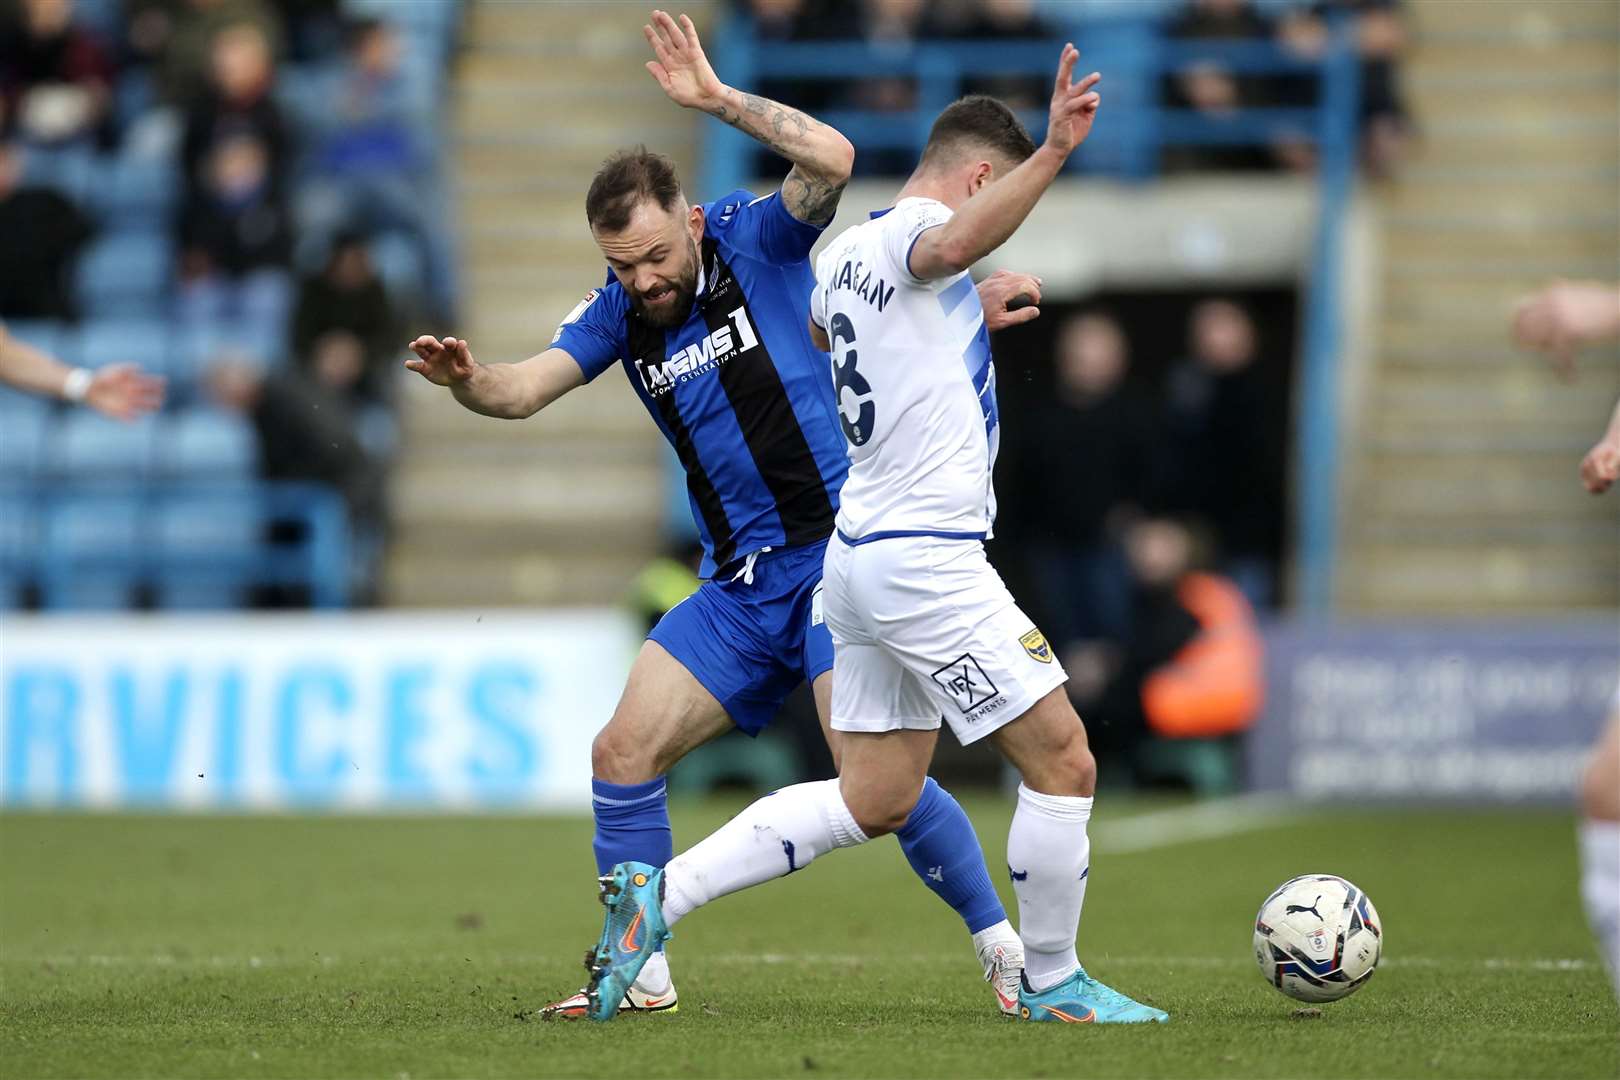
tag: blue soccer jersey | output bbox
[553,189,850,577]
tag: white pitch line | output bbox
[1092,793,1302,854]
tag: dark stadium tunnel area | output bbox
[988,286,1299,611]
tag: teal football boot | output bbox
[1017,966,1169,1024]
[584,861,671,1022]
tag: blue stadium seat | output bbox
[370,231,425,299]
[39,493,144,610]
[158,408,259,480]
[0,487,39,607]
[89,147,181,223]
[48,412,157,479]
[4,318,66,358]
[174,323,275,386]
[75,317,173,376]
[68,0,122,39]
[75,230,175,317]
[0,402,49,480]
[151,490,262,609]
[19,142,96,203]
[113,69,159,134]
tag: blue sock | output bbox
[591,777,674,874]
[895,777,1006,934]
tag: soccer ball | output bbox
[1253,874,1382,1003]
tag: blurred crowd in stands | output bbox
[1,0,460,608]
[740,0,1409,176]
[1005,300,1278,782]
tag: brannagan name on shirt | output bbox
[635,306,760,396]
[828,258,895,313]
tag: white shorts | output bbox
[822,533,1068,745]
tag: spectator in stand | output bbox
[938,0,1055,111]
[1161,0,1279,173]
[180,19,285,195]
[841,0,938,176]
[176,21,292,345]
[1062,515,1262,787]
[1023,312,1159,645]
[291,231,398,406]
[0,140,92,318]
[291,17,454,319]
[1160,299,1276,608]
[0,0,114,146]
[206,346,387,602]
[742,0,857,174]
[126,0,282,106]
[177,129,293,337]
[1278,0,1411,176]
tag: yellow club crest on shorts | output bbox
[1019,628,1053,663]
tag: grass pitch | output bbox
[2,797,1616,1079]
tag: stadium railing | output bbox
[705,18,1359,612]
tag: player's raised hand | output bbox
[643,10,725,112]
[977,270,1044,331]
[1043,43,1102,158]
[405,335,477,386]
[85,363,165,420]
[1580,436,1620,494]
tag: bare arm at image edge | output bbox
[0,323,165,420]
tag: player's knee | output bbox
[590,724,659,785]
[1057,738,1098,798]
[1022,727,1096,798]
[840,782,918,839]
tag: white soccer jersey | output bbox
[810,197,999,542]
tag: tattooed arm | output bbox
[642,10,854,226]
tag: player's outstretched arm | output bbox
[908,44,1100,281]
[406,336,584,420]
[642,9,853,226]
[0,323,165,420]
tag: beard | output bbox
[627,238,700,328]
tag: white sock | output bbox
[1580,820,1620,998]
[632,950,671,994]
[1007,783,1092,992]
[971,918,1020,958]
[661,779,868,928]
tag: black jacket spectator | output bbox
[0,0,113,144]
[938,0,1055,111]
[179,21,287,199]
[290,235,397,404]
[1026,317,1159,549]
[0,143,91,318]
[1162,0,1279,172]
[178,132,291,276]
[1159,300,1275,568]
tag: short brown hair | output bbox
[918,95,1037,172]
[585,147,686,232]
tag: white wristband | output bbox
[62,367,93,404]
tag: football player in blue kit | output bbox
[405,11,1044,1019]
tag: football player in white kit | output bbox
[582,44,1166,1024]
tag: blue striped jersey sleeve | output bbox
[550,285,626,383]
[707,189,826,266]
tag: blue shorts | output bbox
[648,540,834,736]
